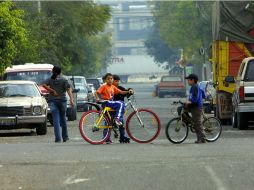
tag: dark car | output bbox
[156,75,185,98]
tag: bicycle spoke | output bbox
[165,118,188,144]
[126,109,161,143]
[79,111,110,144]
[203,117,222,142]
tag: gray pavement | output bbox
[0,82,254,190]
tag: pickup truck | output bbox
[230,57,254,129]
[156,75,185,98]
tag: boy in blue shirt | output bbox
[185,74,206,143]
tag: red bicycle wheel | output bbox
[79,110,111,145]
[126,109,161,143]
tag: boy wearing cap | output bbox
[185,74,206,143]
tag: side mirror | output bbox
[72,88,80,93]
[225,76,235,83]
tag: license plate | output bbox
[0,118,16,126]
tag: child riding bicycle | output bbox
[95,73,133,143]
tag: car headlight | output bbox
[33,106,42,114]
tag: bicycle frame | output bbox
[176,102,211,133]
[94,95,144,130]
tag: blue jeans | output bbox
[103,110,128,141]
[105,101,125,122]
[49,99,68,141]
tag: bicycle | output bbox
[79,94,161,145]
[165,100,222,144]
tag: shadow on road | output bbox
[0,130,37,137]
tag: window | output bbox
[0,84,40,97]
[5,71,52,85]
[245,60,254,81]
[129,17,150,30]
[161,76,182,82]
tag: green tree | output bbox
[15,1,112,76]
[145,23,178,69]
[0,1,28,75]
[152,1,212,65]
[40,1,112,74]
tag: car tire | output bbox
[36,120,47,135]
[180,92,185,97]
[48,115,53,126]
[232,110,237,128]
[83,105,89,112]
[158,91,164,98]
[68,107,77,121]
[237,112,248,130]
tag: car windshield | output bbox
[162,76,182,82]
[76,86,88,93]
[0,84,41,98]
[73,78,85,84]
[5,71,52,85]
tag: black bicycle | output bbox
[165,101,222,144]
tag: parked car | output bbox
[68,76,87,88]
[3,64,78,123]
[87,83,96,101]
[86,78,102,90]
[156,75,185,98]
[0,81,48,135]
[231,57,254,129]
[76,85,94,112]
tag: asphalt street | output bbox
[1,83,254,190]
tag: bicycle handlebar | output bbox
[127,94,134,101]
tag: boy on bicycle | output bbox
[112,74,133,143]
[95,73,133,143]
[185,74,206,143]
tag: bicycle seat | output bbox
[97,100,108,104]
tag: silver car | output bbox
[76,85,92,112]
[0,81,48,135]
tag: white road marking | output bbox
[0,165,3,168]
[72,137,83,141]
[205,166,227,190]
[64,175,90,185]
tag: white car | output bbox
[0,81,48,135]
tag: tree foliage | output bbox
[145,23,178,69]
[7,1,112,76]
[0,1,28,75]
[151,1,213,65]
